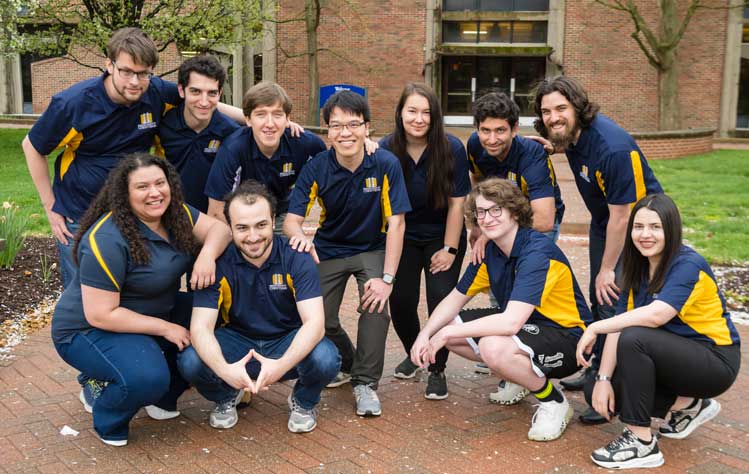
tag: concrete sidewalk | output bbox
[1,160,747,473]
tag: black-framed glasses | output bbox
[328,121,366,133]
[113,61,154,81]
[475,206,503,220]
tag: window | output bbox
[443,21,547,43]
[443,0,549,11]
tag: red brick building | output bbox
[6,0,749,137]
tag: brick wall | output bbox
[276,0,426,133]
[31,44,182,113]
[563,0,728,132]
[636,135,714,160]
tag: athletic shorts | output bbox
[456,307,580,380]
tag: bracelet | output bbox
[595,374,612,382]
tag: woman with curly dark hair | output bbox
[378,82,471,400]
[51,153,231,446]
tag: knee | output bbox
[618,327,652,353]
[478,338,514,370]
[177,347,207,383]
[120,362,170,404]
[305,338,341,380]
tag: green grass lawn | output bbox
[1,128,748,263]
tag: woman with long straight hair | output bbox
[576,194,740,469]
[379,82,471,399]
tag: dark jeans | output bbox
[54,292,193,441]
[178,327,340,409]
[55,218,80,289]
[584,327,740,427]
[317,250,390,388]
[390,237,466,372]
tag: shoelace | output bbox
[605,429,637,451]
[354,384,376,400]
[289,396,315,417]
[215,400,236,414]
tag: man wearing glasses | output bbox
[410,178,591,443]
[22,27,179,288]
[284,91,410,417]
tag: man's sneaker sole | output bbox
[145,405,180,420]
[527,404,574,442]
[326,374,352,388]
[393,367,422,379]
[97,433,127,447]
[489,387,529,405]
[590,451,664,469]
[660,399,721,440]
[356,406,382,417]
[79,389,93,414]
[424,391,448,400]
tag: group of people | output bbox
[23,27,740,469]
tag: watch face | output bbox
[383,274,394,284]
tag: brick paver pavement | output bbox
[1,157,747,473]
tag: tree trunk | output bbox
[305,0,320,126]
[657,0,681,130]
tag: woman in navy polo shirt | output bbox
[379,83,471,399]
[576,194,740,469]
[51,153,231,446]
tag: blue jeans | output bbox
[54,292,193,441]
[56,218,80,289]
[178,327,340,410]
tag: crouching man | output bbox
[178,180,340,432]
[411,178,592,441]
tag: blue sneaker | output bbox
[79,379,107,413]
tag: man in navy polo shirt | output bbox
[532,75,662,423]
[22,27,180,288]
[156,55,239,213]
[284,91,410,417]
[177,181,340,433]
[204,81,326,231]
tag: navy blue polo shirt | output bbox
[565,115,662,233]
[379,133,470,242]
[456,227,592,338]
[287,148,411,261]
[156,104,239,213]
[51,204,200,344]
[193,235,321,339]
[27,74,180,220]
[616,246,740,346]
[204,127,326,214]
[467,133,565,225]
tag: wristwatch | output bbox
[442,245,458,255]
[382,273,395,285]
[595,374,612,382]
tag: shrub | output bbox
[0,201,30,269]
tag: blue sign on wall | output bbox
[319,84,367,110]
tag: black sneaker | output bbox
[393,356,421,379]
[424,371,448,400]
[659,399,721,440]
[591,427,664,469]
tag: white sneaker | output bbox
[591,427,664,469]
[527,395,574,442]
[489,380,529,405]
[145,405,180,420]
[659,398,721,440]
[209,389,244,429]
[96,433,128,447]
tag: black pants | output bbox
[389,237,466,372]
[584,327,740,427]
[588,227,621,361]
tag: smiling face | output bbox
[475,194,516,242]
[540,91,580,149]
[247,101,288,157]
[327,106,369,162]
[179,72,221,128]
[477,117,517,160]
[228,198,274,264]
[401,93,431,141]
[631,207,666,263]
[105,52,152,105]
[128,165,171,224]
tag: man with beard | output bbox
[532,76,662,424]
[178,180,340,432]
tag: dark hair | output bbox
[242,81,292,117]
[532,76,600,138]
[621,194,683,296]
[178,54,226,90]
[473,91,520,129]
[388,83,453,209]
[464,177,533,229]
[74,153,197,265]
[322,90,370,124]
[107,27,159,68]
[223,180,277,226]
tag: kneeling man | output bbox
[178,181,340,433]
[411,178,592,441]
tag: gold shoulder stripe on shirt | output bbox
[163,103,176,116]
[152,135,165,158]
[468,152,483,178]
[58,128,84,180]
[89,212,120,291]
[678,270,732,345]
[547,158,557,186]
[630,150,647,205]
[286,274,296,300]
[520,176,529,197]
[217,276,233,326]
[306,180,327,225]
[595,170,606,197]
[182,203,195,227]
[380,174,393,232]
[627,288,635,311]
[538,259,585,330]
[465,263,491,297]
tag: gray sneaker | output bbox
[326,371,352,388]
[209,389,244,429]
[353,384,381,416]
[287,392,317,433]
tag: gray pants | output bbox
[317,249,390,388]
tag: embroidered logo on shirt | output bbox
[363,177,381,193]
[269,273,288,291]
[280,162,295,177]
[579,164,591,183]
[507,171,520,187]
[137,112,157,130]
[204,139,221,153]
